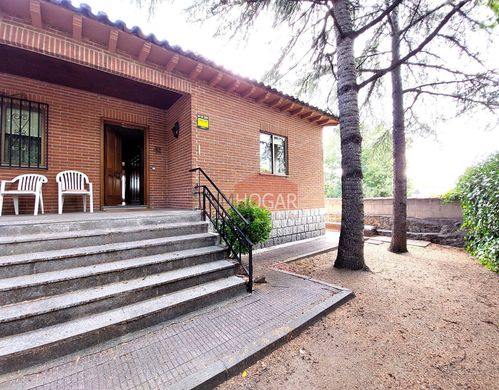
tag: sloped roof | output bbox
[49,0,338,124]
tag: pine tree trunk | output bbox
[333,0,366,270]
[388,6,408,254]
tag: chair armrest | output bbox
[88,182,93,193]
[0,180,15,192]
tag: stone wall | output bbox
[364,215,465,247]
[326,197,462,220]
[325,198,465,247]
[260,208,326,248]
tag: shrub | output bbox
[441,187,460,204]
[223,199,272,255]
[449,152,499,272]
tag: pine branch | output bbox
[404,62,482,78]
[398,2,447,38]
[402,0,424,35]
[357,0,471,90]
[403,89,498,111]
[352,0,404,38]
[436,33,485,66]
[403,77,487,91]
[363,81,379,109]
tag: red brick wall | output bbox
[164,94,193,209]
[0,75,325,216]
[0,73,173,214]
[191,82,325,211]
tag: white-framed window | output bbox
[260,132,288,175]
[0,96,48,168]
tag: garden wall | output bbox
[326,197,462,221]
[326,197,464,247]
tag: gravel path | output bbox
[218,242,498,389]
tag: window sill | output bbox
[1,165,48,170]
[259,171,289,178]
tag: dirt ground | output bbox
[218,243,498,390]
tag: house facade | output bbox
[0,0,338,246]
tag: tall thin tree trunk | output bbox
[389,5,408,253]
[333,0,365,270]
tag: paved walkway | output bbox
[253,232,340,269]
[0,233,348,390]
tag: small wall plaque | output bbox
[197,114,209,130]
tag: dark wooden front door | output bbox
[124,144,144,205]
[104,126,123,206]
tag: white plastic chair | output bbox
[56,170,93,214]
[0,174,48,216]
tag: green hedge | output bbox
[444,152,499,272]
[224,199,272,255]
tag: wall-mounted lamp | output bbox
[171,121,180,138]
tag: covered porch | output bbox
[0,42,192,213]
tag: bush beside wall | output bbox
[444,153,499,272]
[226,199,272,254]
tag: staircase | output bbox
[0,210,247,373]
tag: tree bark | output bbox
[332,0,366,270]
[388,5,408,254]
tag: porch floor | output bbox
[0,208,198,226]
[0,233,350,390]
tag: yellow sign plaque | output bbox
[197,114,209,130]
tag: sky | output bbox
[74,0,499,196]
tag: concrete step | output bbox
[0,233,220,279]
[0,211,203,236]
[0,260,236,337]
[0,245,227,304]
[0,221,210,255]
[0,276,247,373]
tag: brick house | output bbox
[0,0,338,245]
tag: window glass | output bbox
[259,132,288,175]
[273,135,287,175]
[259,132,272,173]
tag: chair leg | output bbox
[83,195,87,213]
[58,195,64,215]
[0,194,3,217]
[13,196,19,215]
[34,193,40,216]
[90,191,94,213]
[40,193,45,215]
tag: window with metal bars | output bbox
[0,95,48,169]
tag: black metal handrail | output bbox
[190,167,250,225]
[189,168,253,293]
